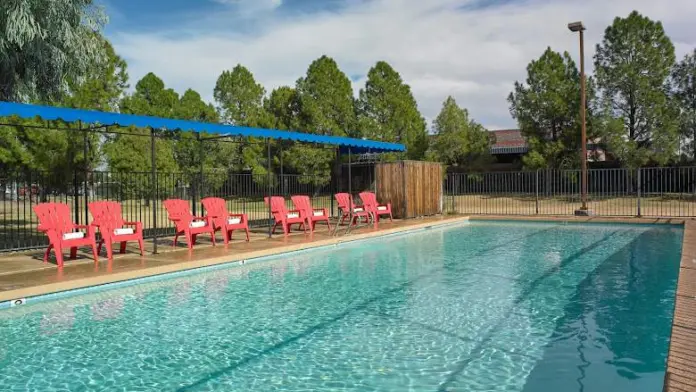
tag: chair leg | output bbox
[283,222,289,236]
[70,246,78,260]
[106,242,113,261]
[96,241,103,256]
[326,218,332,230]
[173,233,179,248]
[137,238,144,256]
[245,228,250,242]
[44,244,52,263]
[191,234,198,246]
[223,229,230,245]
[91,242,99,263]
[210,230,216,246]
[120,241,127,254]
[55,250,65,268]
[186,233,193,251]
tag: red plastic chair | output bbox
[162,199,216,250]
[264,196,307,236]
[88,201,144,261]
[33,202,99,267]
[359,192,393,223]
[201,197,250,244]
[291,195,331,232]
[334,193,371,226]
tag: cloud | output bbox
[110,0,696,130]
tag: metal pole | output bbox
[279,143,284,196]
[579,27,588,211]
[151,128,158,254]
[267,138,272,238]
[535,169,540,214]
[82,121,89,225]
[637,167,642,217]
[193,132,201,215]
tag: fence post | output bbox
[636,167,642,217]
[73,169,80,224]
[151,128,158,254]
[535,169,540,214]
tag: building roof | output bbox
[0,102,405,154]
[489,129,528,154]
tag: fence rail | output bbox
[0,170,358,253]
[445,167,696,218]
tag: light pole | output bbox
[568,21,591,215]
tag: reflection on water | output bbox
[40,307,76,336]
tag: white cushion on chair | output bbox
[313,210,324,217]
[62,232,85,240]
[287,212,300,219]
[377,206,388,211]
[227,217,242,225]
[114,228,134,236]
[190,221,206,228]
[353,207,364,213]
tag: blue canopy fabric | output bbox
[0,102,405,153]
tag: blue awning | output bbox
[0,102,405,153]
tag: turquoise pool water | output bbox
[0,221,682,391]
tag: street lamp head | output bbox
[568,21,585,32]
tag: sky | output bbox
[101,0,696,130]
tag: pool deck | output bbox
[0,216,467,303]
[1,214,695,391]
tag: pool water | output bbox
[0,221,682,391]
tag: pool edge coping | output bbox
[663,219,696,392]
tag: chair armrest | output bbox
[73,224,90,230]
[227,213,246,220]
[124,221,144,231]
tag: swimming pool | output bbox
[0,221,682,391]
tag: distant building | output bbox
[489,129,609,166]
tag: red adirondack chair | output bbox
[88,201,144,261]
[162,199,216,250]
[33,202,99,267]
[264,196,307,236]
[334,193,371,226]
[291,195,331,232]
[201,197,250,244]
[359,192,393,223]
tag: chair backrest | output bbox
[163,199,193,228]
[33,202,74,234]
[291,195,312,217]
[88,201,125,231]
[336,193,360,212]
[359,192,377,210]
[201,197,227,218]
[264,196,289,221]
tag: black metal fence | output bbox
[445,167,696,217]
[0,170,369,252]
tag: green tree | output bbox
[594,11,679,167]
[291,56,356,185]
[427,96,492,170]
[265,86,300,131]
[508,48,586,169]
[0,0,107,102]
[214,65,270,183]
[672,49,696,160]
[357,61,428,160]
[104,73,179,176]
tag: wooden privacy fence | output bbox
[375,161,443,219]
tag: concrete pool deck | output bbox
[0,214,694,391]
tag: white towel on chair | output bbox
[62,232,85,240]
[377,206,388,211]
[287,212,300,219]
[227,217,242,225]
[313,210,324,217]
[190,221,206,228]
[353,207,364,213]
[114,228,134,236]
